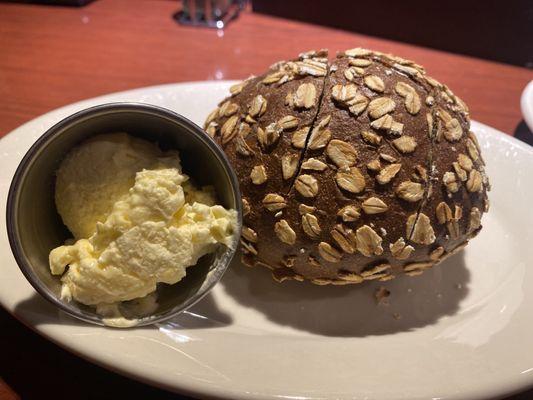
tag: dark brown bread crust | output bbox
[205,48,489,285]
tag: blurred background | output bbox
[253,0,533,67]
[3,0,532,66]
[1,0,531,138]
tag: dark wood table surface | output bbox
[1,1,532,399]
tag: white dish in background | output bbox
[1,81,533,400]
[521,80,533,132]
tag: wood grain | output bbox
[0,0,531,138]
[0,378,19,400]
[0,1,532,400]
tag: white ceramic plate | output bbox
[1,82,533,400]
[521,80,533,132]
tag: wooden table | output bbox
[0,1,532,399]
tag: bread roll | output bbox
[204,48,489,285]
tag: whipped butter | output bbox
[49,133,237,314]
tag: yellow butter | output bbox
[50,134,237,308]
